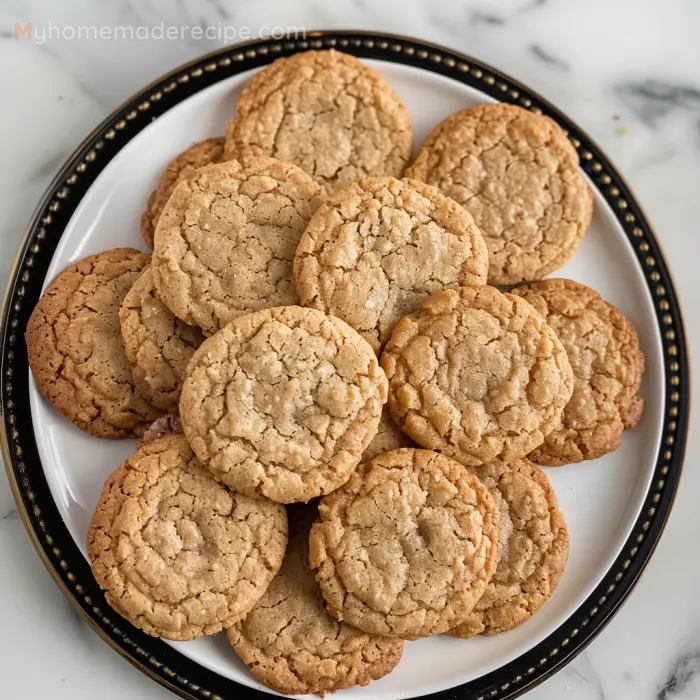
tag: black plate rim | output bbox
[0,30,689,700]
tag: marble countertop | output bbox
[1,1,699,699]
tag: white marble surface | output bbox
[0,1,698,699]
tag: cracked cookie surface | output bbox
[294,177,489,353]
[228,504,403,695]
[26,248,162,438]
[381,286,574,466]
[151,157,325,336]
[227,50,413,191]
[309,449,499,639]
[141,137,226,248]
[406,103,593,284]
[120,267,204,412]
[179,306,388,503]
[449,458,569,638]
[511,278,644,465]
[87,434,288,641]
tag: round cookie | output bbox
[141,137,226,248]
[26,248,162,438]
[179,306,388,503]
[381,286,574,466]
[361,409,416,463]
[87,434,288,641]
[120,267,204,411]
[309,449,500,639]
[138,414,182,448]
[228,504,404,695]
[406,103,593,285]
[294,176,489,353]
[227,50,413,191]
[151,157,325,336]
[449,458,569,638]
[511,278,644,465]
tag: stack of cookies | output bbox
[26,49,645,696]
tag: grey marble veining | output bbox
[529,44,569,70]
[658,644,700,700]
[0,1,699,699]
[616,80,700,126]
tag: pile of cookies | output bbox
[25,49,645,696]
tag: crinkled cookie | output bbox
[449,458,569,638]
[87,434,288,640]
[406,103,593,284]
[141,136,226,248]
[120,266,204,412]
[152,157,325,336]
[381,286,574,466]
[309,448,500,639]
[511,278,644,465]
[26,248,162,438]
[179,306,388,503]
[294,176,488,353]
[228,504,404,695]
[226,50,412,191]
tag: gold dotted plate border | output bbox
[0,31,689,700]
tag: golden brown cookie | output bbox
[381,286,574,466]
[87,434,288,641]
[179,306,387,503]
[141,137,226,248]
[223,116,240,161]
[294,176,489,353]
[228,504,404,695]
[120,267,204,412]
[361,409,416,463]
[227,50,413,191]
[406,104,593,285]
[151,157,325,336]
[449,458,569,638]
[511,278,644,465]
[26,248,162,438]
[138,414,182,448]
[309,449,499,639]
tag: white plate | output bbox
[28,59,663,699]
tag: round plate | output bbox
[1,31,688,700]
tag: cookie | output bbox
[511,278,644,465]
[381,286,574,466]
[26,248,162,438]
[227,50,412,191]
[141,137,226,248]
[151,157,325,336]
[406,103,593,285]
[138,414,182,448]
[361,409,415,463]
[179,306,388,503]
[223,116,240,161]
[228,504,404,695]
[120,266,204,411]
[87,434,288,641]
[309,449,499,639]
[294,176,489,353]
[449,458,569,638]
